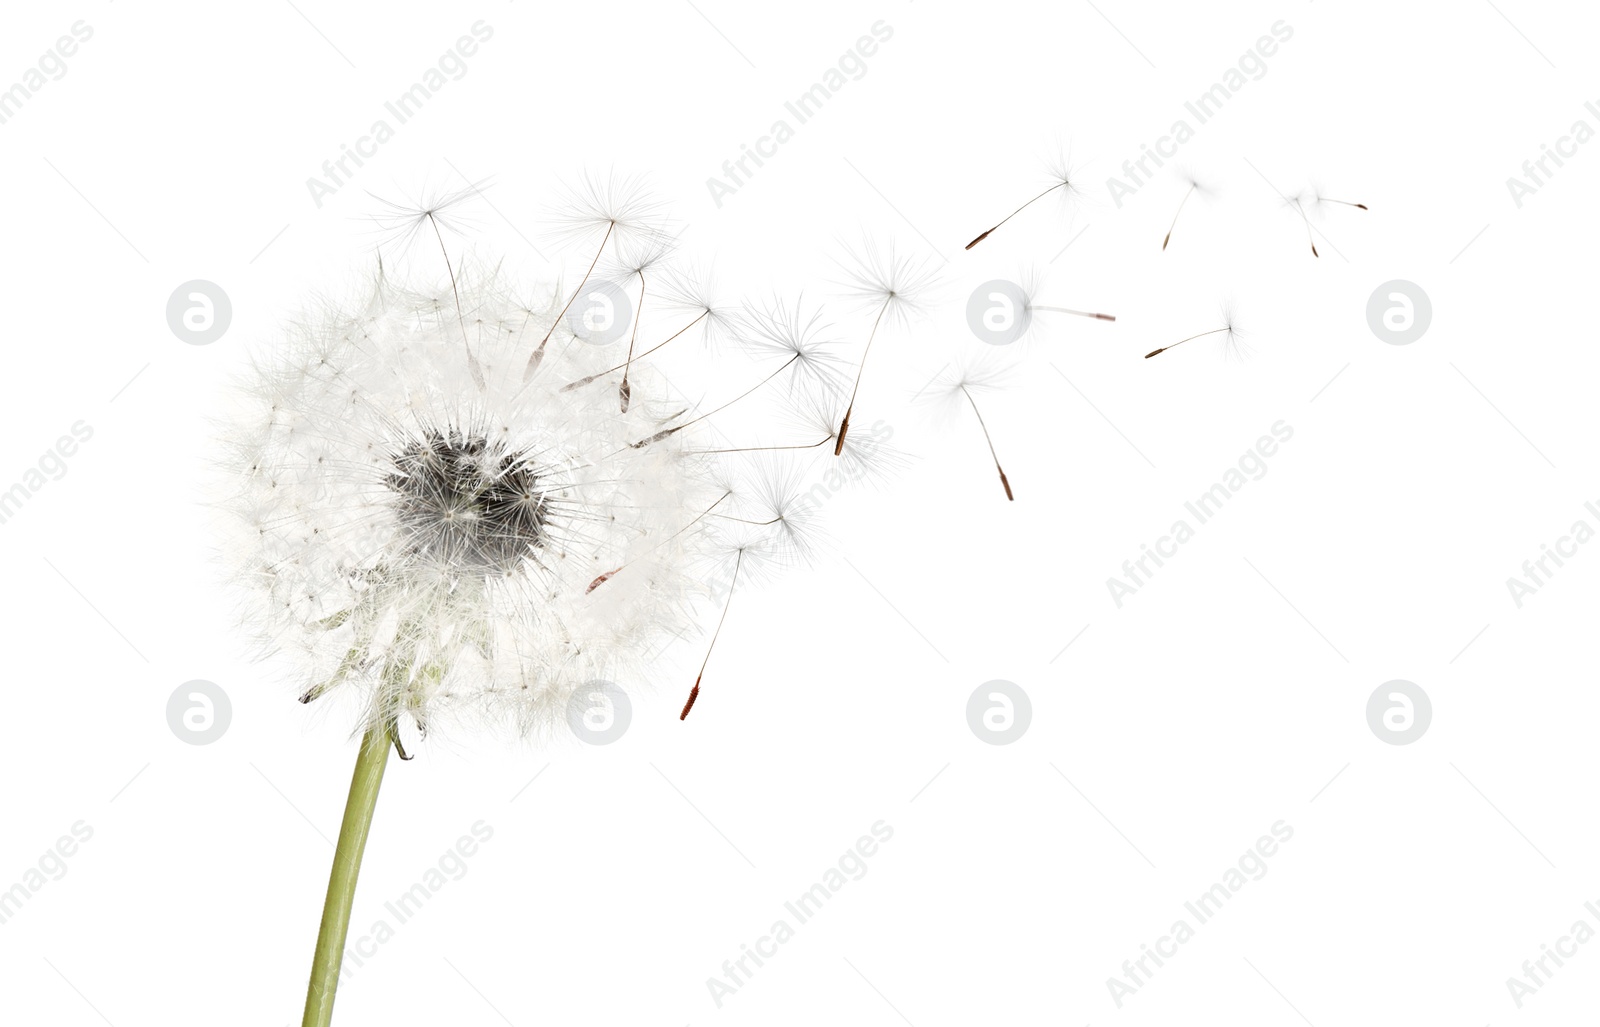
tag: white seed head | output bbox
[221,261,723,741]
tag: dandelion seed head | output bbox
[222,259,722,741]
[383,427,556,572]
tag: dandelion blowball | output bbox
[225,264,718,742]
[221,179,904,1026]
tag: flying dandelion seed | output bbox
[680,458,820,719]
[221,179,855,1027]
[1161,168,1214,251]
[1021,267,1117,327]
[366,182,491,388]
[561,262,738,393]
[1310,183,1368,211]
[830,237,938,455]
[600,231,679,412]
[525,170,671,381]
[1144,301,1246,360]
[964,272,1117,348]
[1283,192,1320,258]
[659,262,742,353]
[1281,184,1368,259]
[628,293,847,450]
[923,357,1017,501]
[964,150,1082,250]
[1030,302,1117,322]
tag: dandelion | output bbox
[1309,182,1368,212]
[526,170,670,381]
[738,293,850,394]
[623,294,843,451]
[659,262,742,352]
[922,357,1018,501]
[560,262,738,393]
[600,230,680,411]
[364,182,490,387]
[1282,191,1322,258]
[1280,182,1367,259]
[829,237,938,455]
[1018,267,1117,331]
[221,180,838,1026]
[965,150,1083,250]
[1143,301,1247,360]
[680,458,819,718]
[1028,300,1117,323]
[786,388,911,485]
[1160,168,1215,251]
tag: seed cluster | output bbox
[385,429,551,573]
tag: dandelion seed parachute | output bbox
[1281,192,1321,259]
[1003,267,1118,343]
[1161,167,1215,252]
[964,149,1083,250]
[830,237,939,454]
[1143,301,1247,361]
[1308,182,1368,212]
[921,355,1019,502]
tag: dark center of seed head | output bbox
[384,429,550,571]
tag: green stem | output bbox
[302,724,391,1027]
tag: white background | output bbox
[1,0,1597,1024]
